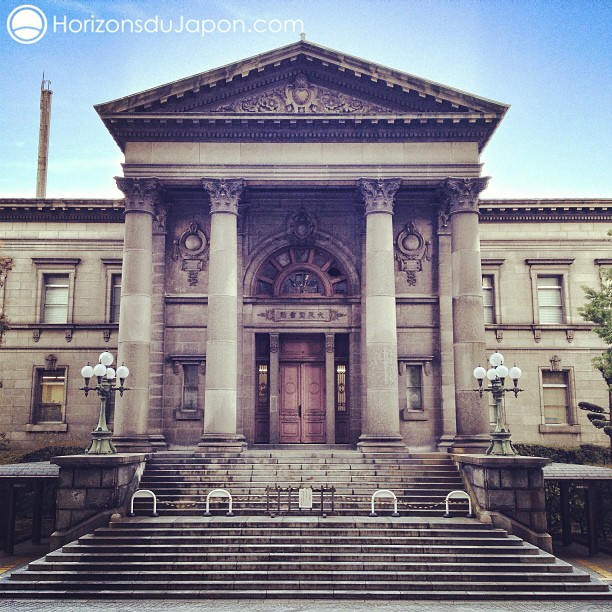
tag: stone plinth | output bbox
[50,453,147,549]
[454,453,552,552]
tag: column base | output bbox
[446,434,491,455]
[197,433,247,454]
[112,435,156,454]
[357,434,407,455]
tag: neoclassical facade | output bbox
[0,40,610,452]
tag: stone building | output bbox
[0,40,610,452]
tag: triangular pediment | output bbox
[96,39,508,150]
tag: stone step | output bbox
[62,543,533,555]
[4,579,607,593]
[2,589,611,600]
[24,559,573,573]
[13,569,590,583]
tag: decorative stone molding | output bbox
[45,354,57,370]
[394,222,431,286]
[533,329,542,343]
[169,355,206,376]
[153,203,168,235]
[325,333,335,354]
[103,328,111,343]
[550,355,561,371]
[566,329,574,343]
[436,209,450,235]
[438,177,490,215]
[270,333,279,354]
[172,222,209,286]
[202,178,244,215]
[64,329,73,343]
[359,178,401,214]
[212,73,392,115]
[495,329,504,343]
[258,308,346,323]
[115,177,162,215]
[32,329,40,342]
[287,208,317,244]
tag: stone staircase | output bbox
[134,449,469,516]
[0,449,609,600]
[2,516,610,599]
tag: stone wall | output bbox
[454,454,552,552]
[50,453,147,549]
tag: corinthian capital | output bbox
[359,178,401,214]
[115,177,162,214]
[202,178,244,215]
[438,177,490,215]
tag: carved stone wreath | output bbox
[287,208,317,244]
[395,222,431,286]
[172,222,209,286]
[212,73,392,115]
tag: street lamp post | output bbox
[80,351,129,455]
[473,352,523,457]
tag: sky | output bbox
[0,0,610,200]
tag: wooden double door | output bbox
[279,361,326,443]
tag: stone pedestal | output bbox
[454,454,552,552]
[357,179,404,452]
[439,177,490,453]
[113,177,162,452]
[198,179,246,453]
[50,453,147,550]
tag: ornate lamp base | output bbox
[86,429,117,455]
[485,430,517,456]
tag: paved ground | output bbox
[0,538,609,612]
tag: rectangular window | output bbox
[110,274,121,323]
[482,274,496,324]
[182,364,199,410]
[542,370,570,424]
[537,275,564,324]
[34,369,66,422]
[42,274,69,323]
[405,365,423,411]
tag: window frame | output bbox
[32,258,80,325]
[27,365,69,432]
[398,357,433,421]
[481,259,504,326]
[102,259,123,324]
[539,367,576,426]
[170,355,205,420]
[526,258,574,326]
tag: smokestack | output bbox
[36,75,52,199]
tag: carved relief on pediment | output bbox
[210,73,393,115]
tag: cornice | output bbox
[0,200,124,223]
[103,114,497,151]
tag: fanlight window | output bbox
[255,246,349,297]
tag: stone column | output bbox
[439,177,490,452]
[436,209,458,450]
[358,178,404,451]
[269,333,280,444]
[113,177,161,452]
[325,333,336,444]
[198,178,246,452]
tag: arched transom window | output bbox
[255,246,350,298]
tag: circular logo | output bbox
[7,5,47,44]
